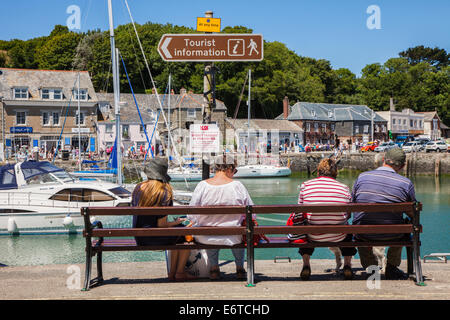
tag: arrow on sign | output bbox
[160,37,172,59]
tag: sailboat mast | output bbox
[77,72,81,171]
[108,0,122,185]
[168,73,171,161]
[247,69,251,151]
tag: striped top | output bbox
[352,166,416,227]
[298,176,351,242]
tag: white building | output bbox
[376,108,424,138]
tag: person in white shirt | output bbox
[188,157,253,280]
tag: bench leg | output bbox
[96,252,104,284]
[406,247,413,276]
[412,234,425,286]
[82,247,92,291]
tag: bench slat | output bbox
[255,224,413,235]
[251,202,415,214]
[90,226,246,237]
[84,206,246,216]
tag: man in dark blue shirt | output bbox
[352,148,416,280]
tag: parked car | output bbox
[415,139,430,151]
[402,141,421,153]
[374,141,397,152]
[361,141,378,152]
[425,141,447,153]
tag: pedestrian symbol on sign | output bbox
[248,39,259,55]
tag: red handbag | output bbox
[242,219,270,246]
[286,213,308,244]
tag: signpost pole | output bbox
[202,10,215,180]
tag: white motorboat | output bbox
[0,161,131,235]
[168,166,204,182]
[234,164,291,178]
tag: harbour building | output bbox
[0,68,98,157]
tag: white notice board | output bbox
[190,124,220,153]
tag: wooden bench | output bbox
[81,202,424,290]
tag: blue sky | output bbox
[1,0,449,76]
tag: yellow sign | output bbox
[196,17,221,33]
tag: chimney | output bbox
[283,96,289,119]
[389,97,395,111]
[180,87,187,95]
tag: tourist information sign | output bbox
[158,34,263,62]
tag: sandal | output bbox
[175,272,198,282]
[209,268,221,280]
[236,268,247,280]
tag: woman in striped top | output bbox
[297,158,356,280]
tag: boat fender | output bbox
[7,218,18,233]
[63,215,74,228]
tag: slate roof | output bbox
[227,118,303,132]
[276,102,386,122]
[416,111,439,121]
[0,68,97,104]
[97,92,227,124]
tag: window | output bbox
[187,108,196,118]
[419,120,423,128]
[122,125,129,138]
[42,88,62,100]
[50,188,114,202]
[311,110,316,117]
[314,123,319,132]
[393,119,396,125]
[42,112,50,126]
[83,189,115,202]
[321,123,326,132]
[355,125,359,134]
[105,124,113,133]
[414,120,417,128]
[14,87,28,99]
[75,112,85,125]
[328,111,333,118]
[410,120,413,127]
[331,124,335,131]
[50,189,71,201]
[53,112,60,126]
[382,125,386,132]
[16,111,26,125]
[364,125,369,133]
[73,89,88,101]
[306,123,311,132]
[139,125,145,133]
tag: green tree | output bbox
[36,32,81,70]
[399,45,449,70]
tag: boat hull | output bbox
[0,208,84,235]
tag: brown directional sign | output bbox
[158,34,263,62]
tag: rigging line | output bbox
[120,0,148,93]
[123,0,181,165]
[144,77,170,162]
[119,52,152,148]
[123,0,188,190]
[53,76,79,163]
[233,71,249,126]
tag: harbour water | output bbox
[0,172,448,266]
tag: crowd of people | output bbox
[132,147,415,282]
